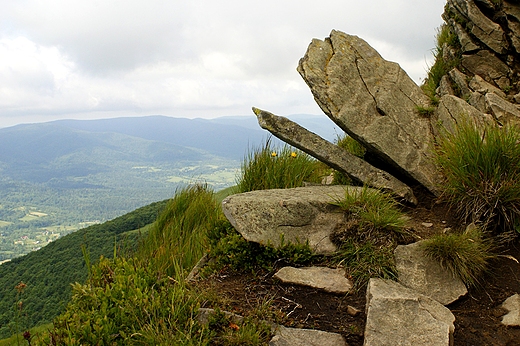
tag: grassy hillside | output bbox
[0,199,169,339]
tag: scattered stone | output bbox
[347,305,361,317]
[395,241,467,305]
[253,107,417,205]
[221,185,350,254]
[364,278,455,346]
[270,326,346,346]
[500,294,520,326]
[421,222,434,228]
[297,29,442,196]
[186,254,210,282]
[273,266,353,294]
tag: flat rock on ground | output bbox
[394,241,467,305]
[273,266,353,294]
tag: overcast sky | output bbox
[0,0,446,128]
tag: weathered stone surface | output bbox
[485,92,520,125]
[364,278,455,346]
[447,0,507,54]
[500,294,520,326]
[468,74,506,98]
[253,107,417,205]
[461,50,510,86]
[270,326,346,346]
[503,2,520,54]
[449,68,471,97]
[395,241,467,305]
[437,75,455,97]
[432,95,493,136]
[222,186,350,254]
[273,266,353,294]
[297,30,441,196]
[448,18,479,53]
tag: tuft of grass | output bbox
[422,24,461,102]
[331,240,397,290]
[333,134,366,185]
[137,184,222,277]
[333,186,407,233]
[236,138,323,193]
[435,120,520,234]
[420,224,496,287]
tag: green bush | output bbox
[237,138,322,193]
[435,120,520,234]
[208,220,315,273]
[421,224,496,287]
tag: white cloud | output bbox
[0,0,446,128]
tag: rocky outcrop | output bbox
[273,266,353,294]
[297,30,442,196]
[364,278,455,346]
[221,185,350,254]
[395,241,467,305]
[253,107,417,205]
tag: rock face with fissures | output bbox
[221,185,352,255]
[297,30,442,196]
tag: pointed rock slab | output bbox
[222,186,350,254]
[273,266,353,294]
[253,108,417,205]
[297,30,441,196]
[364,278,455,346]
[270,326,346,346]
[395,241,467,305]
[500,294,520,326]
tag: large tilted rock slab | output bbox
[297,30,442,195]
[395,241,467,305]
[273,266,353,294]
[270,326,346,346]
[222,186,350,254]
[364,278,455,346]
[253,107,417,205]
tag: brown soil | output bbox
[195,192,520,346]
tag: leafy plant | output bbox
[434,120,520,234]
[208,220,315,273]
[236,138,322,193]
[420,224,496,287]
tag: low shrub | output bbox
[435,120,520,234]
[420,224,496,287]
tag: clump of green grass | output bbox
[138,184,222,277]
[435,120,520,234]
[236,138,322,193]
[333,186,407,233]
[420,224,496,287]
[332,134,366,185]
[422,24,461,102]
[331,240,397,290]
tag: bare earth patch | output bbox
[196,193,520,345]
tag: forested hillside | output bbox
[0,199,168,338]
